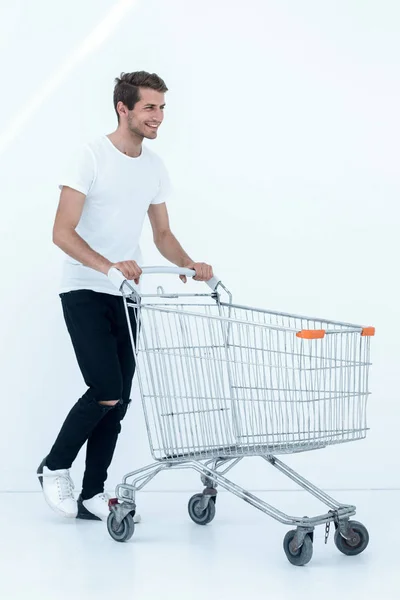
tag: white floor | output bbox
[0,490,398,600]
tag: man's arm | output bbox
[53,186,112,274]
[148,202,213,282]
[53,186,142,282]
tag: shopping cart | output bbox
[106,266,374,566]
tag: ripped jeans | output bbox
[45,289,137,500]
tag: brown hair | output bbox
[113,71,168,121]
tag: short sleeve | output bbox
[58,145,96,195]
[151,156,172,205]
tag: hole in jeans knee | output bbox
[98,399,120,406]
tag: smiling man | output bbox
[37,71,213,522]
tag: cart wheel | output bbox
[188,493,216,525]
[283,530,313,566]
[107,512,135,542]
[334,521,369,556]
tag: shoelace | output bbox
[98,493,110,504]
[55,473,75,500]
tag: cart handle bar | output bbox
[108,266,221,293]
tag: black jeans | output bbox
[46,290,137,500]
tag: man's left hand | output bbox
[180,262,213,283]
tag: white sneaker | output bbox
[81,492,141,523]
[37,459,77,518]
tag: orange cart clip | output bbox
[361,327,375,337]
[296,330,326,339]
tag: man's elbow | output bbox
[154,228,172,245]
[52,226,61,247]
[53,224,71,248]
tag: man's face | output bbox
[125,88,165,139]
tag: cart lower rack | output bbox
[106,267,374,566]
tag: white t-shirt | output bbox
[58,135,171,295]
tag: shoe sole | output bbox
[37,459,77,519]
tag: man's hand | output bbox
[111,260,142,285]
[180,262,213,284]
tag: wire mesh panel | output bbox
[133,303,237,460]
[130,301,372,461]
[219,304,370,453]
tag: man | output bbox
[37,71,213,522]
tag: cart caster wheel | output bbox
[334,521,369,556]
[107,512,135,542]
[188,493,216,525]
[283,530,313,566]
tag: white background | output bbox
[0,0,398,493]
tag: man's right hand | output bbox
[110,261,142,285]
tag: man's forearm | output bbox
[154,230,193,267]
[53,228,112,274]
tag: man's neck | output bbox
[107,129,143,158]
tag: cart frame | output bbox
[105,267,374,565]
